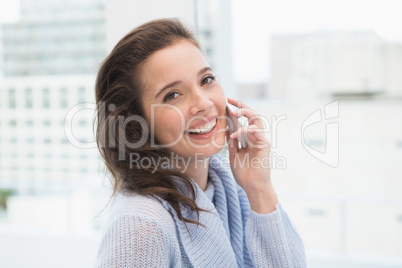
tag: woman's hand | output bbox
[225,97,278,214]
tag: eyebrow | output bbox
[154,66,213,99]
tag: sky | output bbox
[232,0,402,83]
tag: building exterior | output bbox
[237,82,268,99]
[0,0,106,193]
[1,2,401,266]
[264,30,402,260]
[195,0,235,98]
[270,31,402,101]
[0,0,106,76]
[0,76,101,194]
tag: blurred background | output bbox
[0,0,401,267]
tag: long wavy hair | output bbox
[95,18,211,230]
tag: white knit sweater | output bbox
[95,154,306,267]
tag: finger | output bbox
[230,124,266,142]
[246,125,271,149]
[230,108,264,129]
[232,125,270,150]
[227,97,255,111]
[226,130,239,155]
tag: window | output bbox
[62,167,70,173]
[25,88,33,108]
[78,86,86,103]
[80,167,88,173]
[78,119,87,127]
[60,87,68,108]
[43,87,50,108]
[8,88,16,108]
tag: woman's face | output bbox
[141,39,227,160]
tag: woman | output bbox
[94,18,306,267]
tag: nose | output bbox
[190,88,213,115]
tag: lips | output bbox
[186,118,217,134]
[185,118,219,139]
[187,115,218,129]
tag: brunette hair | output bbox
[95,18,208,230]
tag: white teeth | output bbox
[187,119,217,134]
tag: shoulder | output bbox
[96,193,182,267]
[104,192,176,232]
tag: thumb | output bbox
[226,130,239,161]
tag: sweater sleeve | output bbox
[245,203,306,268]
[95,214,174,268]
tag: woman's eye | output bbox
[163,92,179,102]
[201,75,215,86]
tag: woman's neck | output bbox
[172,155,210,191]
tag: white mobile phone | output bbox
[226,106,248,148]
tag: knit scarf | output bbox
[157,153,249,267]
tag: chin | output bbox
[196,141,226,159]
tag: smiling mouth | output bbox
[185,118,217,135]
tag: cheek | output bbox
[153,110,184,140]
[214,88,228,130]
[214,87,227,112]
